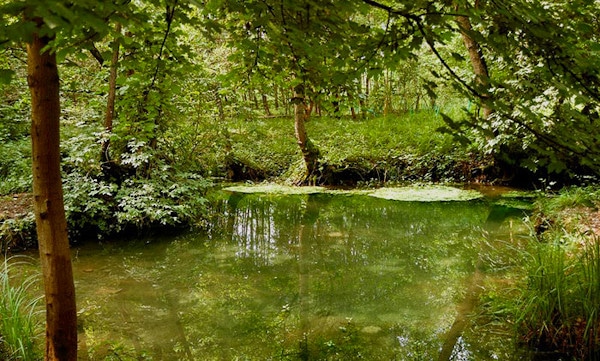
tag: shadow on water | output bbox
[17,189,531,360]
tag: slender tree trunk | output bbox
[456,15,492,119]
[102,23,122,166]
[251,90,259,110]
[383,70,393,115]
[306,99,314,118]
[27,24,77,361]
[293,84,319,183]
[274,85,279,110]
[365,74,370,104]
[261,93,272,116]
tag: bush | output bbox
[63,170,212,239]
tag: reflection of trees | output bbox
[296,196,320,359]
[226,194,307,266]
[73,193,500,359]
[225,193,490,358]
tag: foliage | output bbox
[0,256,42,361]
[406,0,600,181]
[62,170,211,239]
[0,215,36,252]
[203,0,382,101]
[0,139,31,195]
[0,51,31,196]
[202,110,482,184]
[478,187,600,359]
[538,186,600,214]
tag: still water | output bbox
[37,190,529,359]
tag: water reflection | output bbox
[23,191,529,359]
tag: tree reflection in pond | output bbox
[62,192,527,359]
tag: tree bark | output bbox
[293,84,319,183]
[27,24,78,361]
[101,22,122,166]
[456,14,492,119]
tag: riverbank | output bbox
[472,186,600,360]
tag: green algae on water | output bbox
[223,184,484,202]
[368,186,483,202]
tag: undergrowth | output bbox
[179,109,483,184]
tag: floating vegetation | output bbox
[223,183,484,202]
[368,186,483,202]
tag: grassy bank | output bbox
[168,109,490,185]
[476,187,600,360]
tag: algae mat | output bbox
[368,186,483,202]
[223,184,483,202]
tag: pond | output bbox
[19,187,531,360]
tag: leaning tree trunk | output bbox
[27,24,78,361]
[456,14,492,119]
[293,84,320,183]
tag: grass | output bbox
[506,231,600,359]
[0,256,42,360]
[474,187,600,360]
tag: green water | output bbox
[27,191,528,360]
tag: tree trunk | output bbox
[293,84,319,183]
[251,90,259,110]
[27,24,77,361]
[261,93,272,116]
[456,15,492,119]
[274,85,279,109]
[101,22,122,166]
[383,70,393,115]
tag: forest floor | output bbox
[553,206,600,238]
[0,193,31,220]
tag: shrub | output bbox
[63,170,212,239]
